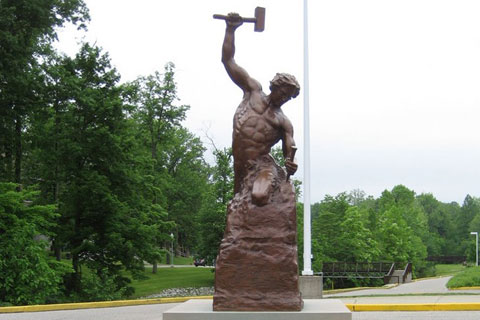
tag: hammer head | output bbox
[254,7,265,32]
[213,7,266,32]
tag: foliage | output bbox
[446,266,480,288]
[0,0,89,183]
[305,185,480,285]
[126,64,207,264]
[309,186,431,281]
[0,183,71,305]
[196,147,233,264]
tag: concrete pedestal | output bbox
[163,299,351,320]
[299,275,323,298]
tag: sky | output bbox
[55,0,480,204]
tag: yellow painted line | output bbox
[450,286,480,290]
[345,302,480,312]
[0,296,213,313]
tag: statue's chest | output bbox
[235,109,280,139]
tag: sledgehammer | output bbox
[213,7,266,32]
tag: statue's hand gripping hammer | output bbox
[213,7,265,32]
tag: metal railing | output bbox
[402,262,412,283]
[320,261,413,284]
[322,262,395,280]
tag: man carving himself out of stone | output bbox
[222,13,300,204]
[213,10,303,311]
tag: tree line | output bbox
[0,0,231,305]
[296,186,480,286]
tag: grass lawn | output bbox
[168,256,193,265]
[435,264,466,277]
[129,267,214,298]
[446,266,480,288]
[150,253,194,265]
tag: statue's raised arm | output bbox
[221,13,262,93]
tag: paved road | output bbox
[325,276,480,297]
[1,304,480,320]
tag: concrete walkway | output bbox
[325,276,480,297]
[323,276,480,309]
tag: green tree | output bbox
[0,0,89,183]
[416,193,458,257]
[126,63,198,270]
[0,183,70,305]
[456,195,480,260]
[337,207,379,262]
[40,43,160,299]
[374,186,428,274]
[311,193,350,266]
[196,147,233,263]
[164,128,208,257]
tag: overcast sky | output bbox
[55,0,480,204]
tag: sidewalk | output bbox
[324,275,480,311]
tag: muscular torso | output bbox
[232,90,283,165]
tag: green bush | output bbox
[0,183,71,305]
[446,266,480,288]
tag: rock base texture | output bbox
[213,156,302,311]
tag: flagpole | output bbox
[302,0,313,276]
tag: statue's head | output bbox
[269,73,300,106]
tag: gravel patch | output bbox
[142,287,214,299]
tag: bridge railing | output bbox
[322,262,395,279]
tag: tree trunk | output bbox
[71,253,81,292]
[3,141,13,181]
[54,246,61,261]
[152,261,157,274]
[14,113,21,184]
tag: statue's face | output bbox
[270,85,296,107]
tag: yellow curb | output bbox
[449,286,480,290]
[3,297,480,314]
[345,302,480,312]
[0,296,213,314]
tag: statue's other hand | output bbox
[226,12,243,29]
[285,159,298,176]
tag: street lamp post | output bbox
[170,233,174,267]
[471,231,478,267]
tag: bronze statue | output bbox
[213,9,303,311]
[221,13,300,200]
